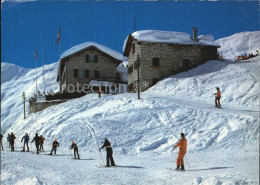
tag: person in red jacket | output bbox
[174,133,187,171]
[214,87,221,108]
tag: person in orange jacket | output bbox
[174,133,187,171]
[214,87,221,108]
[39,135,45,151]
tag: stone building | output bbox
[123,28,220,92]
[57,42,125,93]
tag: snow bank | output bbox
[123,30,220,51]
[61,42,123,61]
[216,31,260,60]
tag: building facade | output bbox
[57,42,123,93]
[123,28,220,92]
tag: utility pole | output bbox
[137,54,140,100]
[22,92,26,120]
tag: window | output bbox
[94,70,100,78]
[134,60,140,69]
[132,43,135,54]
[86,55,98,63]
[128,65,133,74]
[74,69,78,78]
[89,55,95,62]
[152,58,160,67]
[78,70,85,79]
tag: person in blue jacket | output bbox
[7,134,10,148]
[21,133,30,151]
[69,141,80,159]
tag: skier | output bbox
[31,133,41,154]
[49,139,59,155]
[99,138,116,167]
[174,133,187,171]
[0,134,3,151]
[98,84,102,98]
[21,133,30,151]
[9,132,16,151]
[111,83,116,95]
[69,141,80,159]
[214,87,221,108]
[39,135,45,151]
[7,134,10,148]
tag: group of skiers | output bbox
[2,131,188,170]
[1,132,118,167]
[236,51,259,61]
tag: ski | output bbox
[166,167,186,172]
[96,165,117,168]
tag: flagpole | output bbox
[41,32,46,95]
[35,56,38,96]
[59,42,61,58]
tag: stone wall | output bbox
[62,47,120,92]
[128,41,218,92]
[29,100,67,114]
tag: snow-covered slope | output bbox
[5,57,259,155]
[1,62,59,133]
[216,31,260,60]
[146,57,260,111]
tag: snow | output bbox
[60,42,123,61]
[146,57,260,110]
[1,62,59,133]
[116,61,128,82]
[123,30,220,52]
[216,31,260,60]
[198,34,214,42]
[1,31,259,184]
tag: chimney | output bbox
[192,27,198,41]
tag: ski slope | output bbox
[1,31,259,184]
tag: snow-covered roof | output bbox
[61,42,123,61]
[123,30,220,53]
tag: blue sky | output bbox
[2,1,259,68]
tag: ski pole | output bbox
[59,147,66,155]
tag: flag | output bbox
[56,27,60,45]
[35,49,37,59]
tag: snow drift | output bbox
[216,31,260,60]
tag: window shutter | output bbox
[74,69,78,78]
[95,55,98,63]
[86,55,89,63]
[85,69,89,78]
